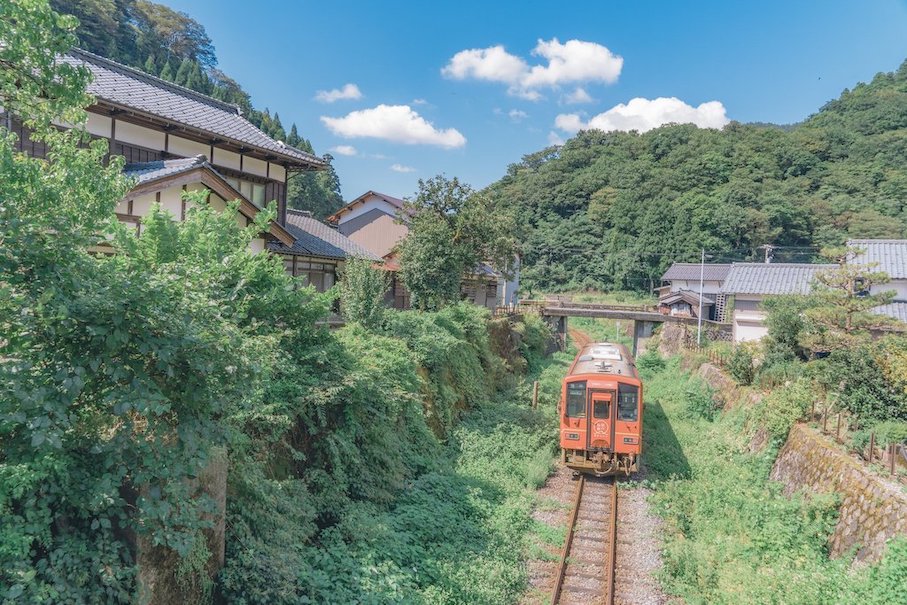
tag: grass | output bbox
[639,354,907,604]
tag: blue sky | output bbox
[161,0,907,201]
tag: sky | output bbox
[159,0,907,201]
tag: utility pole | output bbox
[697,248,705,347]
[759,244,774,264]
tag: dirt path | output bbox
[523,327,669,605]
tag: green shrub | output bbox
[727,346,756,385]
[637,350,666,374]
[751,378,812,440]
[336,256,390,329]
[683,379,720,421]
[756,359,800,390]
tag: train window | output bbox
[566,381,586,417]
[617,384,639,421]
[593,400,610,418]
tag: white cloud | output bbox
[524,39,622,88]
[547,131,565,145]
[321,104,466,148]
[555,97,729,134]
[441,45,528,84]
[563,87,593,104]
[508,109,528,122]
[390,163,416,173]
[314,83,363,103]
[441,38,622,100]
[412,98,428,105]
[329,145,357,156]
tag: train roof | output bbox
[568,342,639,380]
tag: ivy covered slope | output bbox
[486,61,907,292]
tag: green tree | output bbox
[143,53,156,74]
[800,246,896,352]
[159,58,173,81]
[399,175,517,310]
[337,257,390,329]
[174,56,191,86]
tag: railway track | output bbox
[550,475,618,605]
[567,328,592,349]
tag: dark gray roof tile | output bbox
[662,263,732,282]
[720,263,836,295]
[848,239,907,279]
[269,209,380,260]
[64,49,325,169]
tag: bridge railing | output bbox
[518,299,658,313]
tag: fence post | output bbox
[822,406,828,434]
[890,444,897,476]
[836,412,842,443]
[532,381,539,410]
[868,432,875,463]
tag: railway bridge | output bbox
[518,300,726,355]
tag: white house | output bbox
[719,263,836,342]
[659,263,731,320]
[850,239,907,324]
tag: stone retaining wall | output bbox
[771,424,907,563]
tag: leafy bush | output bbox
[336,255,389,329]
[683,379,720,421]
[810,346,906,425]
[727,345,756,385]
[637,350,666,373]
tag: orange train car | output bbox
[559,342,643,476]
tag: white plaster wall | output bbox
[339,195,400,224]
[872,280,907,301]
[733,310,768,343]
[669,279,723,295]
[243,156,268,178]
[268,163,286,183]
[159,186,183,217]
[212,148,241,171]
[130,192,157,218]
[169,135,209,158]
[207,192,248,229]
[86,112,112,138]
[115,120,165,150]
[249,238,265,254]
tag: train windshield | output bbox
[566,381,587,417]
[617,384,639,421]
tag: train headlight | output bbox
[623,437,638,444]
[565,432,580,440]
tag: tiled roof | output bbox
[661,263,732,282]
[123,154,207,184]
[720,263,837,295]
[848,239,907,279]
[659,290,715,306]
[328,190,406,223]
[269,209,380,260]
[64,49,325,169]
[872,302,907,324]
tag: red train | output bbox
[559,342,643,476]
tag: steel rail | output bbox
[550,475,584,604]
[606,477,618,605]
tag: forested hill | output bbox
[50,0,344,218]
[486,60,907,293]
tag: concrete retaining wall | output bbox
[770,424,907,563]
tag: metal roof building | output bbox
[720,263,837,295]
[661,263,732,282]
[849,239,907,279]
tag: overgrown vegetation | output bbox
[0,5,561,601]
[486,62,907,292]
[398,175,517,311]
[641,357,907,604]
